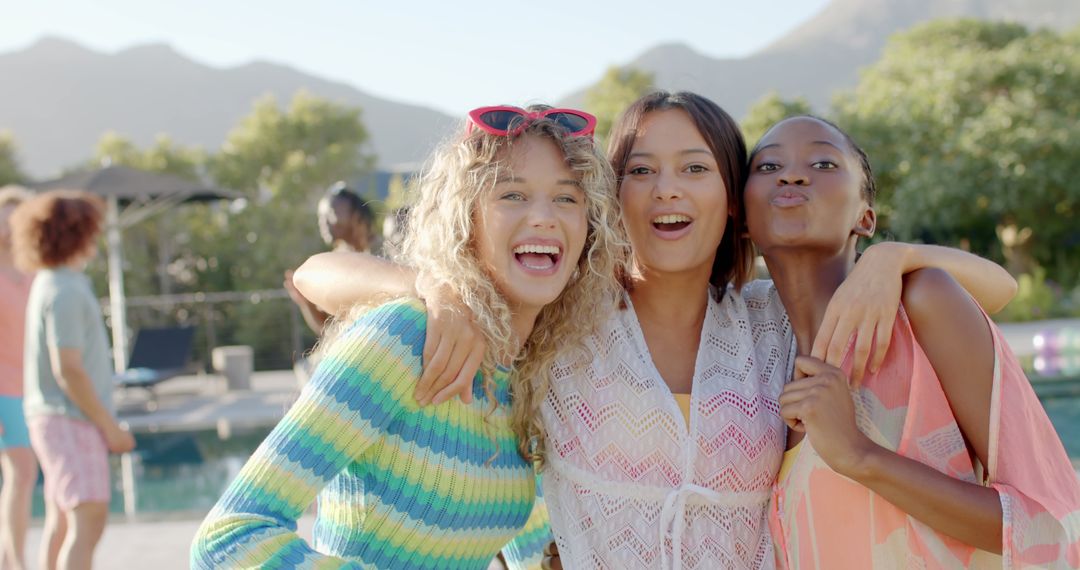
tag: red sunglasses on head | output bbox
[467,106,597,138]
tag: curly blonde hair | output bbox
[404,109,628,462]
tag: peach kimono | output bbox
[769,308,1080,569]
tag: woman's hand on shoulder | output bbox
[811,242,910,385]
[414,281,488,406]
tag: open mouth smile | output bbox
[513,243,563,274]
[650,213,694,239]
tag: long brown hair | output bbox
[607,91,753,296]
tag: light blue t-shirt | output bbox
[23,268,115,421]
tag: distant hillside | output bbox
[562,0,1080,118]
[0,37,456,178]
[3,0,1078,178]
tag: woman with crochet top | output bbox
[291,92,1019,569]
[190,105,628,569]
[753,116,1079,568]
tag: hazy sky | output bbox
[2,0,831,115]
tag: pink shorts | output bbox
[27,415,111,510]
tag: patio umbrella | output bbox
[33,164,240,372]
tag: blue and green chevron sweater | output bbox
[191,298,550,569]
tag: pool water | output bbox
[1043,397,1080,460]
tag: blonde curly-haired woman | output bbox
[190,106,627,570]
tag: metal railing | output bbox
[102,289,317,371]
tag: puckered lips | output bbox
[770,189,809,208]
[512,238,564,276]
[650,212,694,240]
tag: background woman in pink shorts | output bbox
[11,191,135,570]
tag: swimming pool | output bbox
[1044,396,1080,461]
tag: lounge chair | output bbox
[115,326,196,409]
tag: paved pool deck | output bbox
[115,369,300,435]
[23,515,507,569]
[23,515,314,569]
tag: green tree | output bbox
[835,20,1080,288]
[94,132,205,180]
[741,92,813,150]
[585,66,655,143]
[85,93,374,367]
[203,90,373,289]
[0,131,26,186]
[211,91,372,200]
[204,92,374,364]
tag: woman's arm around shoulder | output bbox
[813,242,1017,383]
[294,252,486,406]
[293,251,418,317]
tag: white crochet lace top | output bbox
[542,280,795,570]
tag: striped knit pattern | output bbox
[191,298,549,569]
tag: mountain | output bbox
[4,0,1078,178]
[562,0,1080,118]
[0,37,456,178]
